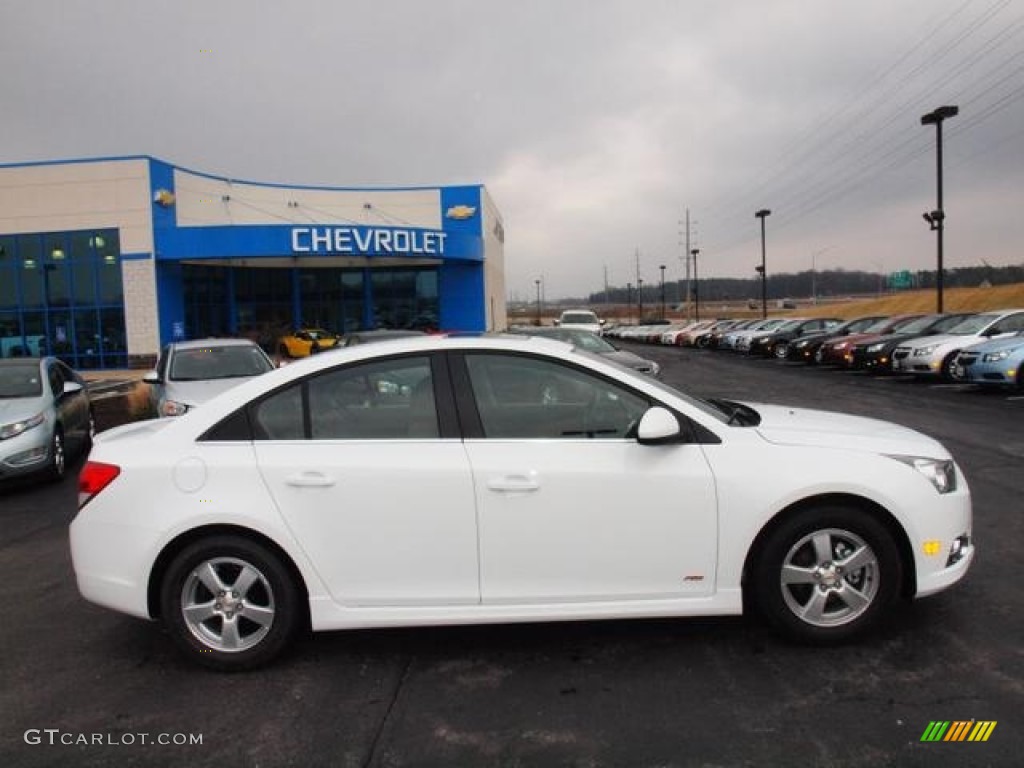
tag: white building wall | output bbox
[173,170,443,230]
[481,187,507,331]
[0,158,160,360]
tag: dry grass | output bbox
[794,282,1024,320]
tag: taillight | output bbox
[78,461,121,508]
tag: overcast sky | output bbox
[3,0,1023,300]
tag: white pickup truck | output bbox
[554,309,603,334]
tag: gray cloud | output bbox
[3,0,1022,299]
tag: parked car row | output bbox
[612,309,1024,389]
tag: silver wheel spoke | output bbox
[196,562,227,595]
[241,602,275,627]
[183,600,218,624]
[811,532,832,564]
[800,588,829,623]
[220,616,242,649]
[781,564,817,585]
[232,565,260,597]
[838,584,871,612]
[837,545,875,573]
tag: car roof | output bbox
[169,338,263,351]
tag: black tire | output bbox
[160,536,301,672]
[772,343,787,360]
[941,351,960,382]
[750,506,901,644]
[310,341,321,355]
[47,428,66,482]
[1017,363,1024,391]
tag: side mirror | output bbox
[553,320,560,326]
[637,406,682,445]
[600,318,606,326]
[142,371,161,385]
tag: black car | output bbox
[847,313,976,372]
[782,316,888,364]
[748,317,841,358]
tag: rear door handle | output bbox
[285,471,336,488]
[487,472,540,493]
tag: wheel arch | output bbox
[741,492,917,602]
[147,524,311,628]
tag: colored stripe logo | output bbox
[921,721,997,742]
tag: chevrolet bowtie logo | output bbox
[445,205,476,220]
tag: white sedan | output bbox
[71,335,973,670]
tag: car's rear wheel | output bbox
[772,343,788,360]
[160,536,301,671]
[85,409,96,449]
[751,506,901,643]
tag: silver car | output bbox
[144,338,275,417]
[0,357,93,481]
[507,326,661,376]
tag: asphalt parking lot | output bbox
[2,345,1021,768]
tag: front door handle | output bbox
[285,471,336,488]
[487,472,540,493]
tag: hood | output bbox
[0,397,44,424]
[962,333,1024,354]
[750,403,947,458]
[602,349,656,371]
[899,332,961,350]
[165,376,262,408]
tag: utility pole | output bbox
[684,209,691,321]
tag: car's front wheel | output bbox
[160,536,301,671]
[47,428,66,481]
[751,506,901,643]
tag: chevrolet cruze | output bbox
[71,335,973,670]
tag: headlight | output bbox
[913,345,939,357]
[982,347,1019,362]
[867,343,885,353]
[887,455,957,494]
[0,412,45,440]
[160,400,190,417]
[794,340,809,348]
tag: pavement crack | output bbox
[363,654,413,768]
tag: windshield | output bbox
[895,315,941,334]
[0,364,43,398]
[947,313,999,335]
[561,312,599,324]
[170,345,274,381]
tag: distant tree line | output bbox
[583,263,1024,306]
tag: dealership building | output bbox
[0,156,506,369]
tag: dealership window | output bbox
[0,229,125,368]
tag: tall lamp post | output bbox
[691,249,700,322]
[637,278,644,321]
[659,264,666,319]
[626,282,633,324]
[534,279,542,326]
[921,105,958,313]
[755,209,771,319]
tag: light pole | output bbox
[755,209,771,319]
[637,278,644,321]
[534,279,542,326]
[921,105,958,313]
[626,282,633,324]
[659,264,666,319]
[691,249,700,322]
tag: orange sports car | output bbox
[276,328,340,358]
